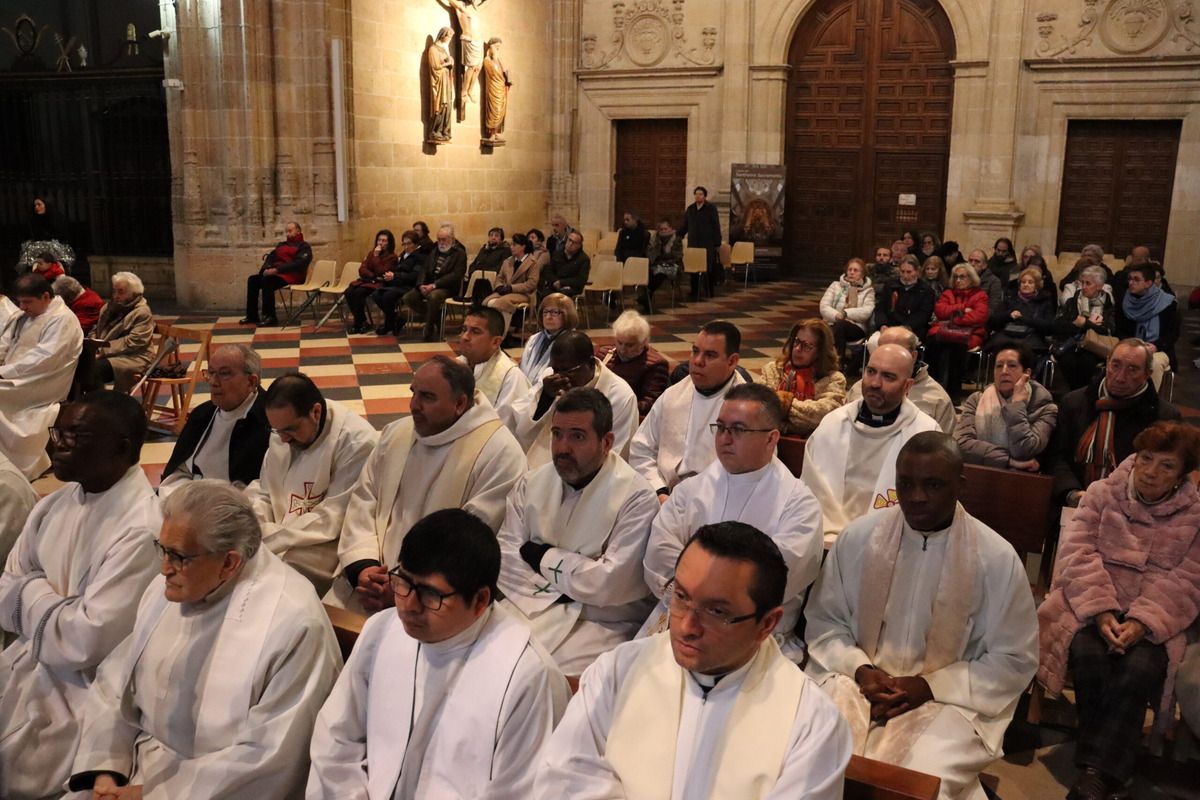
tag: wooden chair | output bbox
[137,323,212,436]
[323,603,367,662]
[845,755,941,800]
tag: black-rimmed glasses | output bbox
[709,423,774,437]
[153,538,220,571]
[388,569,459,611]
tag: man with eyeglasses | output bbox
[802,343,939,539]
[535,521,851,799]
[243,372,377,596]
[631,320,747,502]
[805,432,1037,800]
[309,508,570,799]
[328,356,525,615]
[1050,338,1180,508]
[68,479,339,800]
[641,383,823,663]
[539,231,591,300]
[0,272,83,479]
[965,248,1003,313]
[498,388,657,676]
[511,330,638,469]
[0,391,161,800]
[159,343,270,497]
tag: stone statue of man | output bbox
[482,37,510,144]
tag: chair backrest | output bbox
[718,242,732,268]
[1057,252,1082,272]
[588,255,623,292]
[845,755,940,800]
[307,259,339,289]
[622,256,651,288]
[682,247,708,274]
[323,261,358,291]
[596,235,619,256]
[730,240,756,265]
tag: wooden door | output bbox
[785,0,955,276]
[614,119,688,231]
[1056,119,1181,261]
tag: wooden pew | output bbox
[323,603,367,662]
[845,755,940,800]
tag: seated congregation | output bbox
[0,227,1195,800]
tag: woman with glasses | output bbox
[819,257,875,372]
[519,292,578,382]
[926,263,989,400]
[1051,263,1115,389]
[955,341,1057,471]
[756,318,846,436]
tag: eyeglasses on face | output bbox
[388,569,459,611]
[47,427,96,448]
[204,368,248,381]
[153,538,219,571]
[542,308,565,317]
[553,361,592,377]
[667,587,758,629]
[792,340,817,352]
[709,423,774,438]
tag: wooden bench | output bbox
[846,755,940,800]
[323,603,367,662]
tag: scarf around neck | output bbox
[1075,380,1149,485]
[780,364,816,400]
[1122,285,1173,343]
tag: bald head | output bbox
[861,344,916,415]
[877,326,920,356]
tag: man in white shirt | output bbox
[805,432,1039,800]
[69,479,341,800]
[244,372,378,596]
[642,382,824,662]
[0,273,84,479]
[159,344,270,496]
[802,343,940,539]
[0,391,161,800]
[851,326,956,433]
[511,330,638,468]
[309,508,571,799]
[499,388,658,676]
[535,521,852,799]
[630,320,746,500]
[329,355,526,614]
[455,305,530,428]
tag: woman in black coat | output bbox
[986,267,1055,350]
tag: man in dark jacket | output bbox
[614,211,650,263]
[159,344,271,494]
[403,223,469,341]
[678,186,723,293]
[241,221,313,327]
[467,227,512,275]
[874,258,936,340]
[1049,339,1180,507]
[539,231,590,300]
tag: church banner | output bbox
[729,164,786,270]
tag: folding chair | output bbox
[312,262,357,330]
[440,270,496,339]
[682,247,710,300]
[281,260,337,330]
[583,255,624,326]
[730,241,757,288]
[622,256,652,314]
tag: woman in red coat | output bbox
[926,263,989,400]
[346,230,398,334]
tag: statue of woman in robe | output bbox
[427,27,455,142]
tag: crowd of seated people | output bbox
[0,221,1195,800]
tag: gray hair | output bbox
[437,221,455,239]
[161,479,261,561]
[1081,243,1105,261]
[53,274,83,301]
[950,263,981,288]
[213,343,262,377]
[1080,265,1108,286]
[111,271,144,295]
[1111,338,1154,372]
[611,309,650,343]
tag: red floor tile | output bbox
[364,397,411,415]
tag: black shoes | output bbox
[260,316,278,327]
[239,317,259,326]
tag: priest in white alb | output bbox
[498,388,658,676]
[0,448,38,569]
[629,320,746,499]
[244,372,378,595]
[0,273,85,479]
[308,508,571,799]
[0,392,161,800]
[68,479,340,800]
[328,355,526,615]
[802,343,940,540]
[641,382,824,662]
[804,432,1039,800]
[535,521,852,800]
[455,305,530,428]
[511,330,638,469]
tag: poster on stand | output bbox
[729,163,786,275]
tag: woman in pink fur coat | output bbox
[1037,421,1200,800]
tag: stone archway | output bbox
[783,0,956,274]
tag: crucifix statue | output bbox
[435,0,492,121]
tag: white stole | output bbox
[263,401,347,524]
[606,633,803,800]
[466,351,516,405]
[656,374,744,487]
[503,452,637,650]
[119,549,287,753]
[365,607,531,799]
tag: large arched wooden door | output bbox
[784,0,955,275]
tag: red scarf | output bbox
[1075,383,1146,485]
[780,364,816,400]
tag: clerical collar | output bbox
[688,651,757,697]
[424,605,492,656]
[855,402,901,428]
[695,372,735,398]
[181,559,245,615]
[727,460,772,484]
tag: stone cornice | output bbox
[575,65,723,81]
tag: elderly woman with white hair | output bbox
[596,309,670,415]
[89,271,155,392]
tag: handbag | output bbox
[935,324,972,346]
[471,278,494,304]
[1080,329,1118,358]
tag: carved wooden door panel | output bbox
[785,0,955,275]
[614,119,688,231]
[1056,119,1180,261]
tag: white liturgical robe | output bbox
[0,450,38,568]
[0,465,161,800]
[307,604,570,800]
[534,633,852,800]
[458,351,530,430]
[244,399,378,594]
[629,372,745,492]
[510,359,639,469]
[801,398,939,539]
[805,506,1038,800]
[498,451,658,675]
[641,457,824,662]
[327,393,526,613]
[0,297,84,479]
[69,548,340,799]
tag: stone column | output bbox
[547,0,580,226]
